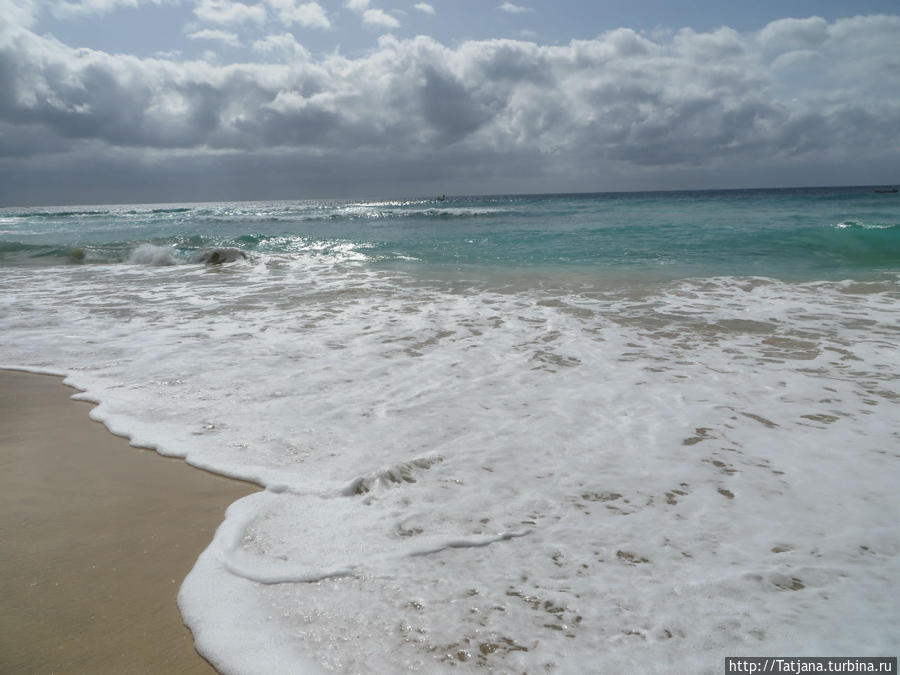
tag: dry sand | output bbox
[0,369,257,674]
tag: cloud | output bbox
[253,33,311,60]
[757,16,829,50]
[1,15,898,202]
[499,2,532,14]
[187,28,242,46]
[362,8,399,28]
[265,0,330,28]
[346,0,399,29]
[414,2,434,15]
[194,0,267,25]
[0,0,39,29]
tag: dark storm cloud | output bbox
[1,13,898,203]
[419,66,494,145]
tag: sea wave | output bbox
[128,243,179,266]
[2,258,897,673]
[834,219,898,230]
[808,222,900,265]
[187,204,512,224]
[0,235,379,267]
[3,209,112,219]
[1,191,898,278]
[0,240,92,264]
[336,205,511,219]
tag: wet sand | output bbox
[0,370,257,674]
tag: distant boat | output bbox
[873,188,898,193]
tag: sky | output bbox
[1,1,899,205]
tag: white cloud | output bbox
[253,32,311,60]
[1,15,899,197]
[187,28,242,46]
[757,16,829,49]
[194,0,267,25]
[362,8,399,28]
[265,0,330,28]
[414,2,434,15]
[499,2,531,14]
[0,0,40,31]
[153,49,183,60]
[347,0,399,30]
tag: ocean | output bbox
[1,187,898,673]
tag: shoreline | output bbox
[0,369,257,674]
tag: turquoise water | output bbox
[2,186,898,282]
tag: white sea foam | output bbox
[835,219,895,229]
[128,242,179,266]
[338,203,509,219]
[1,256,897,673]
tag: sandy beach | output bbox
[0,369,256,674]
